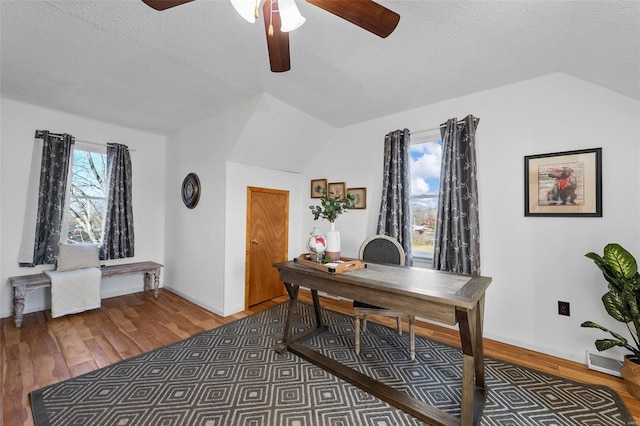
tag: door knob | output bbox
[251,239,259,244]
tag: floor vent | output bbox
[586,350,623,377]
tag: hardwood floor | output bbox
[2,288,639,425]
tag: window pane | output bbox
[68,149,107,243]
[71,150,106,197]
[410,140,442,256]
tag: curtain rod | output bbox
[410,125,443,136]
[76,138,137,152]
[411,116,477,136]
[34,130,136,152]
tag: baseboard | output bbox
[101,285,148,300]
[163,285,224,316]
[482,331,585,364]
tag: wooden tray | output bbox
[294,254,366,274]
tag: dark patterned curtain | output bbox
[376,129,413,266]
[31,130,74,265]
[100,143,135,259]
[433,115,480,274]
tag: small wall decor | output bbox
[348,187,367,209]
[524,148,602,217]
[328,182,346,197]
[182,172,201,209]
[310,179,327,198]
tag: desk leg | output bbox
[456,296,486,426]
[14,285,26,328]
[275,285,327,355]
[310,289,323,328]
[474,295,486,388]
[275,283,299,354]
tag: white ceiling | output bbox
[1,0,638,135]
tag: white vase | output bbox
[325,222,341,261]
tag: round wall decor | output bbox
[181,173,201,209]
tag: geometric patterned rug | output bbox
[31,302,636,425]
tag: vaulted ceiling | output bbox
[1,0,638,135]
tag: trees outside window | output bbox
[67,148,107,244]
[410,138,441,258]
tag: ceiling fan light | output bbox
[278,0,305,32]
[230,0,257,23]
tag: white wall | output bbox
[163,113,230,315]
[303,73,640,363]
[0,98,167,319]
[163,95,330,315]
[228,93,334,174]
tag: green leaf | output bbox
[602,291,632,323]
[585,251,605,264]
[581,319,630,346]
[581,320,603,329]
[595,339,627,351]
[604,243,637,280]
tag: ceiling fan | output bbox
[141,0,400,73]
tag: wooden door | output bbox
[245,187,289,307]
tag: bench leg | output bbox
[153,268,160,298]
[143,270,160,298]
[14,285,26,328]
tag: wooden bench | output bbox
[10,261,163,328]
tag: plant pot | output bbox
[621,355,640,399]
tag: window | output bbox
[66,146,107,244]
[410,135,442,258]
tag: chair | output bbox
[353,235,416,360]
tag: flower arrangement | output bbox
[309,188,356,223]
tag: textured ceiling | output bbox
[1,0,638,135]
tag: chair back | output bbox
[358,235,405,266]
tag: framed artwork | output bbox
[310,179,327,198]
[328,182,346,197]
[348,187,367,209]
[524,148,602,217]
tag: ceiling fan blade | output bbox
[141,0,194,11]
[306,0,400,38]
[263,0,291,72]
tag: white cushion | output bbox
[57,243,100,272]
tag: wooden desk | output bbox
[10,261,163,328]
[273,260,491,426]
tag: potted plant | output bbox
[309,188,355,261]
[582,243,640,398]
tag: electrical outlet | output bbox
[558,301,570,316]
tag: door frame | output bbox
[244,186,289,309]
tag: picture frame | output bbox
[310,179,327,198]
[524,148,602,217]
[328,182,346,197]
[348,187,367,209]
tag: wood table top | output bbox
[274,260,492,310]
